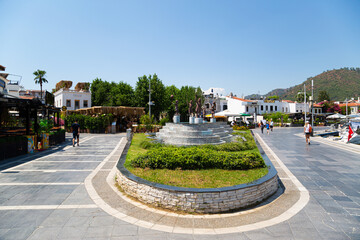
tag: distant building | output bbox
[203,88,227,115]
[54,81,91,110]
[338,103,360,114]
[19,90,45,99]
[0,65,24,98]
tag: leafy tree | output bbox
[134,74,166,119]
[164,85,180,119]
[91,78,112,106]
[317,90,330,102]
[109,81,135,106]
[296,92,310,102]
[267,95,279,100]
[340,106,351,115]
[33,69,48,99]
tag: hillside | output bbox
[261,68,360,101]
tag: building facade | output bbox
[54,84,91,110]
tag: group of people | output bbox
[259,119,312,145]
[260,119,273,135]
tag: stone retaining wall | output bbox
[116,169,278,213]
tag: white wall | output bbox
[54,89,91,110]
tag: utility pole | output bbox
[346,98,348,122]
[311,80,314,128]
[304,84,306,125]
[148,79,151,118]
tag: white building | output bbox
[54,82,91,110]
[226,96,310,115]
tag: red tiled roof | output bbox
[338,103,360,107]
[313,103,322,107]
[20,96,35,100]
[229,96,256,102]
[282,100,294,103]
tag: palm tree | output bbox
[33,70,48,99]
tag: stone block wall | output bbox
[116,169,278,213]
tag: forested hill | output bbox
[262,68,360,101]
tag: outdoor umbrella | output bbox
[348,114,360,119]
[327,113,346,119]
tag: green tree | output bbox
[33,69,48,99]
[267,95,279,100]
[317,90,330,102]
[164,85,180,119]
[109,81,135,106]
[134,74,166,119]
[296,92,310,102]
[91,78,112,106]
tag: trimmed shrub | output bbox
[131,147,265,170]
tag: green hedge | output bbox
[131,147,265,170]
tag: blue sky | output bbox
[1,0,359,96]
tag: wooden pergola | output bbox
[66,106,145,118]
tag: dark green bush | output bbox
[131,147,265,170]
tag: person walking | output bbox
[304,121,312,145]
[260,121,264,134]
[266,121,270,135]
[71,120,80,147]
[270,120,274,132]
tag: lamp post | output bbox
[148,79,151,118]
[311,79,314,128]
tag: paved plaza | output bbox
[0,128,359,239]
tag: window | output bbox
[270,106,273,112]
[66,99,71,107]
[84,100,88,108]
[282,107,284,112]
[266,106,268,111]
[246,106,249,112]
[261,106,263,111]
[275,106,277,111]
[286,107,288,112]
[75,100,80,110]
[223,104,227,110]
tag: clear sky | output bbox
[1,0,359,97]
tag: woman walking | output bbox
[266,121,270,135]
[304,121,312,145]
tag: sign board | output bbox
[0,79,5,88]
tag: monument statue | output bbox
[211,101,216,118]
[195,98,202,118]
[175,100,179,115]
[202,106,206,119]
[188,100,193,117]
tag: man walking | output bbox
[71,120,80,147]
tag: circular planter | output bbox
[116,143,279,214]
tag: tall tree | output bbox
[91,78,112,106]
[296,92,310,102]
[164,85,180,119]
[134,74,166,119]
[317,90,330,102]
[33,69,48,99]
[109,81,135,106]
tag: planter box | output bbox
[49,131,66,146]
[0,136,28,160]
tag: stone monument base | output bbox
[173,115,180,123]
[189,117,195,124]
[195,118,203,124]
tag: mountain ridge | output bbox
[246,68,360,101]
